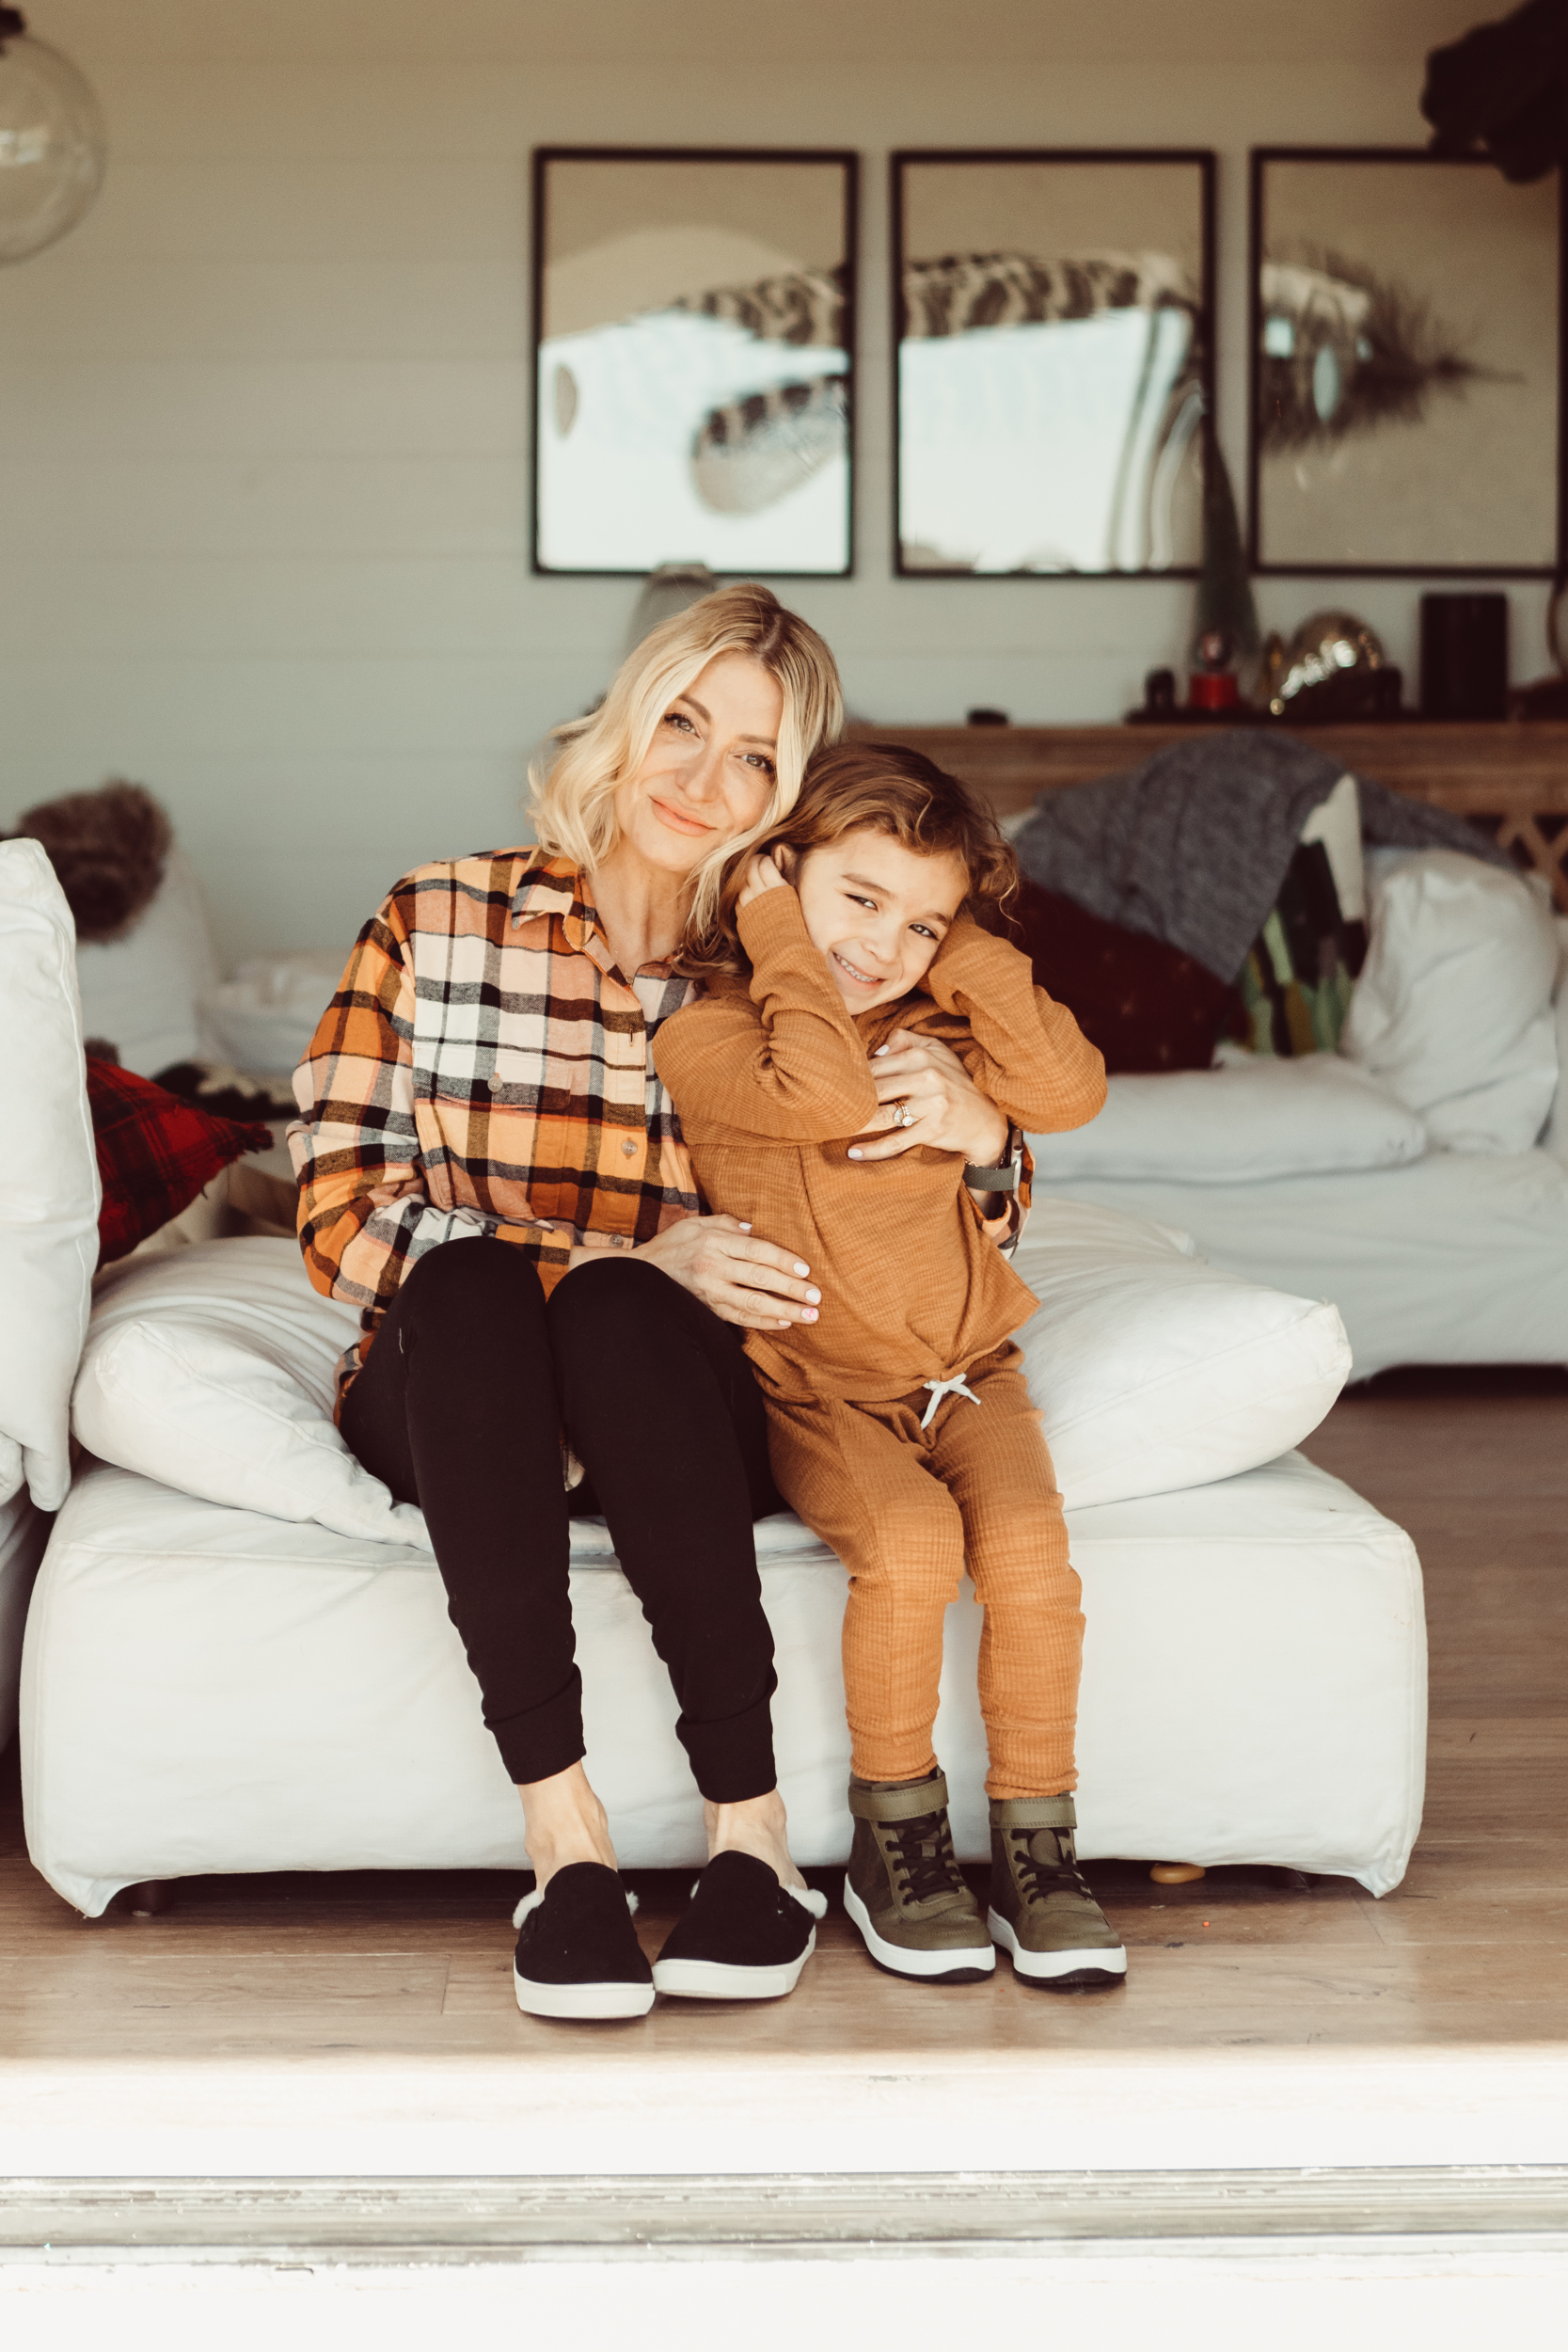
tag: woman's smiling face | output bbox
[611,650,784,881]
[792,825,970,1015]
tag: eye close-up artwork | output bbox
[532,148,857,577]
[1250,150,1562,577]
[893,151,1214,578]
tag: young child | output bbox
[653,742,1126,1991]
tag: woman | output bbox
[291,586,1015,2022]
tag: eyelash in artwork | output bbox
[1257,250,1499,453]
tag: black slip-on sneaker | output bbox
[512,1861,655,2020]
[651,1850,828,2001]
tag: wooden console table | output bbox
[844,722,1568,912]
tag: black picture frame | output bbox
[890,148,1216,580]
[531,145,859,579]
[1247,147,1565,579]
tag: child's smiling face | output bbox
[792,824,970,1014]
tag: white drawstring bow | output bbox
[919,1374,983,1430]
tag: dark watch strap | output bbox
[964,1123,1022,1192]
[962,1160,1018,1191]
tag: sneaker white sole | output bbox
[843,1880,995,1981]
[513,1967,655,2021]
[652,1930,816,2002]
[988,1908,1127,1988]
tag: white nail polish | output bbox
[793,1261,810,1276]
[847,1148,863,1159]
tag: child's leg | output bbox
[927,1344,1085,1802]
[928,1348,1124,1990]
[764,1391,967,1786]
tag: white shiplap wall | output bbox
[0,0,1544,961]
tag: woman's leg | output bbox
[340,1237,613,1883]
[546,1256,801,1883]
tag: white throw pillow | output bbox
[199,950,345,1081]
[0,841,102,1510]
[1344,849,1560,1153]
[72,1216,1350,1538]
[1012,1201,1349,1506]
[73,1240,431,1550]
[1025,1053,1426,1184]
[1543,918,1568,1166]
[74,849,220,1077]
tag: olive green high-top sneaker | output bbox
[988,1795,1128,1991]
[843,1770,995,1983]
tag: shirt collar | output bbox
[509,852,596,952]
[509,851,677,979]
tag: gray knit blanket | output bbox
[1011,728,1513,982]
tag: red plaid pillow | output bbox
[1004,882,1248,1075]
[86,1057,274,1265]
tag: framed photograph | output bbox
[892,150,1214,577]
[531,147,857,577]
[1249,149,1564,576]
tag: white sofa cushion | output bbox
[73,1241,431,1550]
[1542,916,1568,1167]
[72,1216,1350,1534]
[23,1451,1426,1913]
[1344,848,1560,1153]
[199,949,345,1081]
[1012,1201,1349,1504]
[0,840,101,1511]
[1025,1053,1426,1184]
[74,848,220,1077]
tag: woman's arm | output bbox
[653,883,880,1141]
[290,891,578,1311]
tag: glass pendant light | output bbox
[0,7,106,265]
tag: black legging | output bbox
[341,1239,781,1800]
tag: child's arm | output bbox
[916,914,1106,1136]
[654,888,880,1141]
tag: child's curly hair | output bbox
[682,739,1017,979]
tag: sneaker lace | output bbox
[1009,1827,1090,1906]
[886,1810,968,1905]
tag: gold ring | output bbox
[893,1101,915,1129]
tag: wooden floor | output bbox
[0,1370,1564,2161]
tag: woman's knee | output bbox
[402,1236,546,1337]
[546,1253,679,1359]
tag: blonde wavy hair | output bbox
[528,583,844,935]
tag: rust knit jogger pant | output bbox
[764,1342,1084,1802]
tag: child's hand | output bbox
[736,850,793,910]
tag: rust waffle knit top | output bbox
[652,889,1106,1405]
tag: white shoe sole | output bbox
[652,1930,816,2002]
[514,1967,655,2021]
[988,1908,1128,1988]
[843,1880,995,1981]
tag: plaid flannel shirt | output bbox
[290,851,701,1404]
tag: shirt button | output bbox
[621,1138,638,1157]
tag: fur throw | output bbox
[8,779,172,942]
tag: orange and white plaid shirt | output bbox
[290,851,701,1404]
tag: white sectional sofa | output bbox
[3,831,1429,1913]
[20,1208,1427,1911]
[1029,852,1568,1378]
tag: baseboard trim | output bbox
[2,2168,1567,2261]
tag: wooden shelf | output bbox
[845,721,1568,909]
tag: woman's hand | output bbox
[736,849,792,911]
[576,1214,821,1332]
[847,1029,1010,1168]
